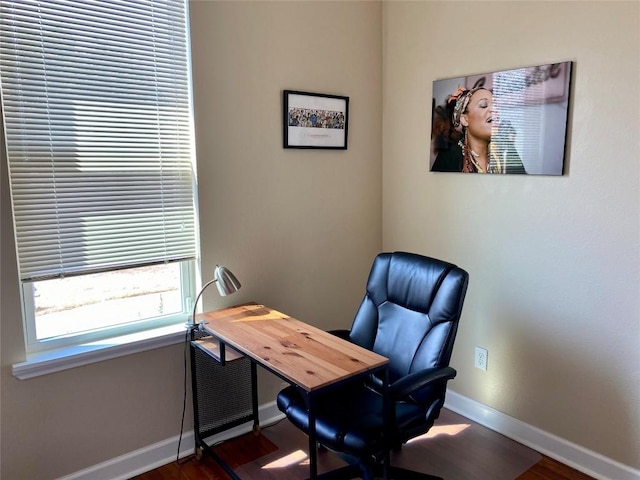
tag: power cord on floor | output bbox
[176,326,192,465]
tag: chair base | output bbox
[313,463,443,480]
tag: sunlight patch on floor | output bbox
[406,423,470,444]
[261,424,471,470]
[262,449,309,469]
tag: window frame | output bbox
[1,0,201,357]
[21,259,197,354]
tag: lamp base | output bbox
[186,321,205,332]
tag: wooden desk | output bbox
[195,303,389,480]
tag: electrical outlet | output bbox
[475,347,488,371]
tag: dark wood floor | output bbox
[132,430,278,480]
[515,456,594,480]
[135,452,592,480]
[133,410,595,480]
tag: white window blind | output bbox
[0,0,197,282]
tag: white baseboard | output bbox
[58,394,640,480]
[444,390,640,480]
[56,401,284,480]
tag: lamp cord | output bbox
[176,325,191,464]
[190,278,218,329]
[176,277,218,464]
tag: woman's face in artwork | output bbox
[461,88,495,142]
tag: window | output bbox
[0,0,198,354]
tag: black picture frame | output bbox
[430,61,573,175]
[283,90,349,149]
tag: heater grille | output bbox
[191,332,255,439]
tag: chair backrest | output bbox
[349,252,469,384]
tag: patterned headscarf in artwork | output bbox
[445,86,495,173]
[448,86,486,132]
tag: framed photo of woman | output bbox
[430,61,573,175]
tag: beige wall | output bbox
[188,0,383,330]
[0,1,382,478]
[188,0,383,407]
[382,0,639,469]
[2,0,639,477]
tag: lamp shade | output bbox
[214,265,241,296]
[190,264,241,326]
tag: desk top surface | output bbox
[199,303,388,392]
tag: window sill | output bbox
[12,323,189,380]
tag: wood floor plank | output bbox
[515,456,595,480]
[131,429,277,480]
[131,461,185,480]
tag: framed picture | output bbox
[430,61,573,175]
[283,90,349,149]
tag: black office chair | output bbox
[277,252,469,480]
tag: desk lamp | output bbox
[190,264,241,329]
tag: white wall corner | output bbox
[445,390,640,480]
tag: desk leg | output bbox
[382,368,390,480]
[251,362,260,433]
[201,445,242,480]
[307,394,318,480]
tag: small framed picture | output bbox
[283,90,349,149]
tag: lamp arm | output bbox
[190,277,219,328]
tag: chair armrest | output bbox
[389,366,457,399]
[328,329,351,341]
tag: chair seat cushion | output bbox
[277,382,427,457]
